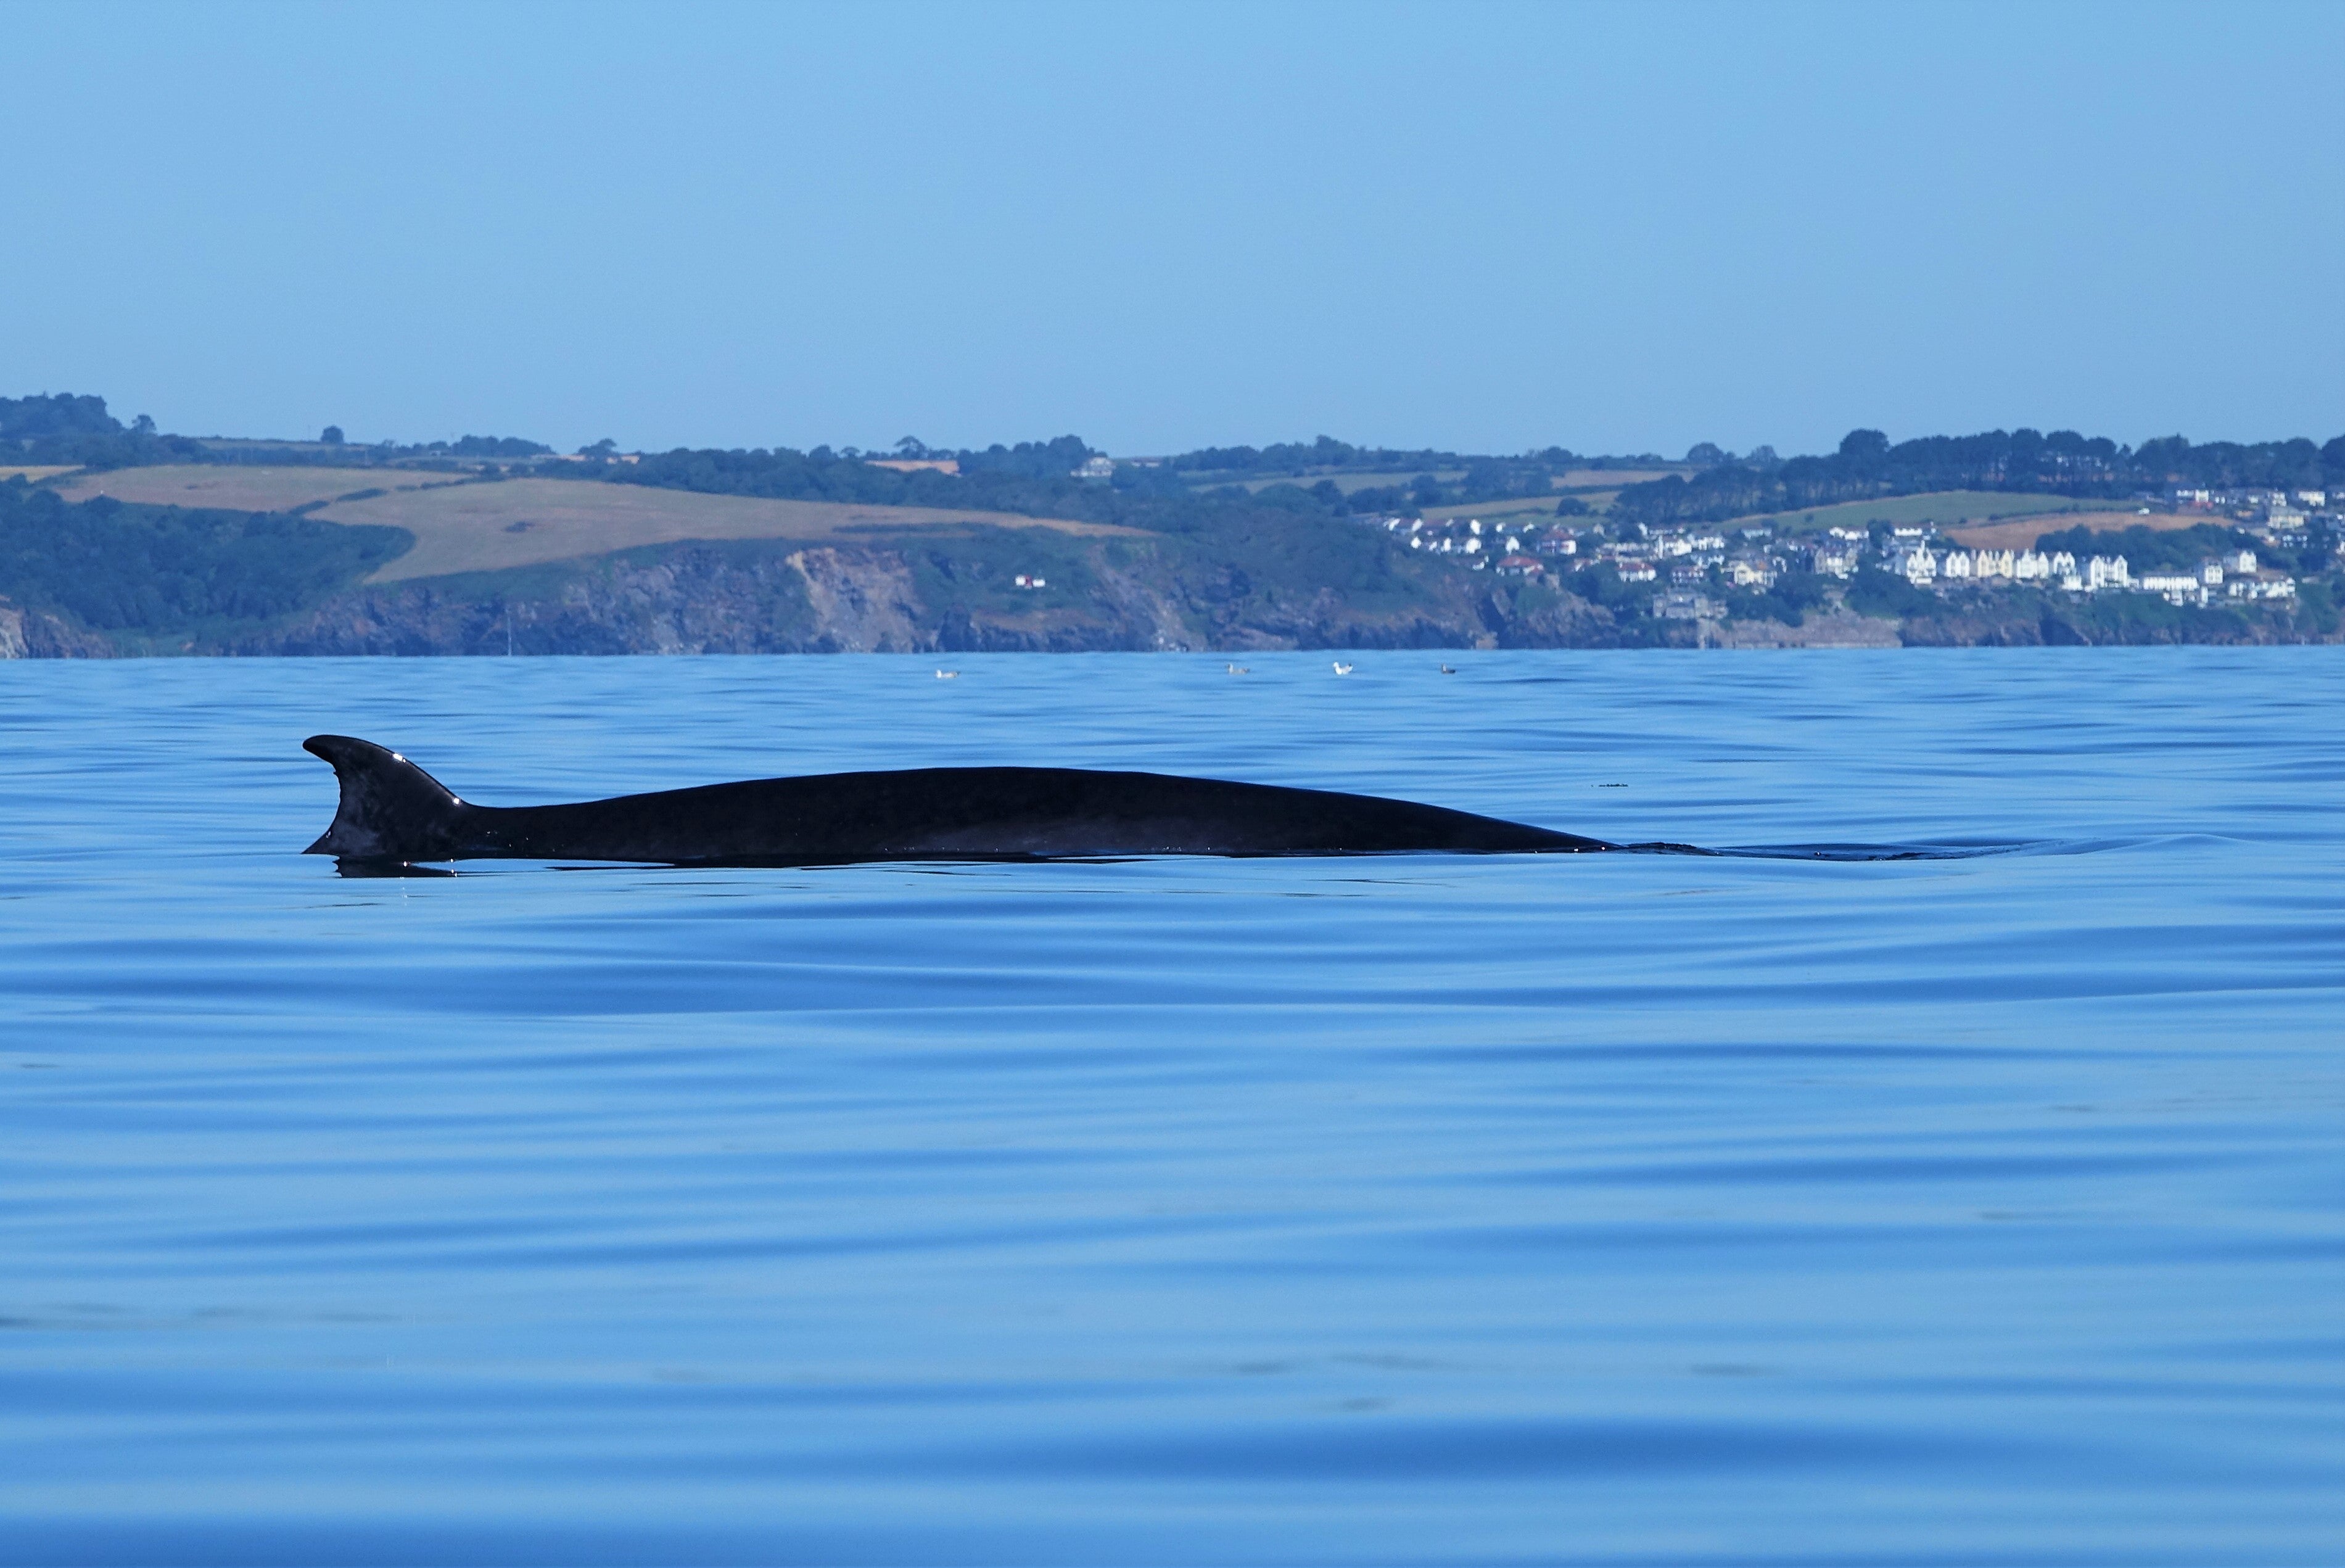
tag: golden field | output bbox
[50,466,1129,582]
[1946,511,2208,550]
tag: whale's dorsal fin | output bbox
[302,735,469,861]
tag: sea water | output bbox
[1,648,2338,1566]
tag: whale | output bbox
[301,734,1617,867]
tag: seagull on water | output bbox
[1226,662,1249,675]
[935,669,958,680]
[1438,664,1456,674]
[1332,661,1354,675]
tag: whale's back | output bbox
[302,738,1612,865]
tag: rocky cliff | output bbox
[197,536,1681,656]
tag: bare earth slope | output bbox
[1945,511,2206,551]
[1739,490,2117,535]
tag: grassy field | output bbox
[322,477,1131,582]
[0,466,81,482]
[1420,495,1579,522]
[1554,468,1676,490]
[1947,511,2203,550]
[1745,491,2122,536]
[53,465,469,514]
[51,465,1128,582]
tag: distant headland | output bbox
[2,394,2337,656]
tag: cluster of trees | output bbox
[1845,566,1941,620]
[1330,461,1566,518]
[1161,437,1691,519]
[1685,442,1780,468]
[2,391,557,472]
[0,479,408,632]
[442,435,551,458]
[2030,521,2261,576]
[1169,437,1573,476]
[1164,435,1689,479]
[1613,428,2345,528]
[1,393,126,440]
[595,439,1101,515]
[1725,570,1831,627]
[209,432,552,466]
[2,393,206,469]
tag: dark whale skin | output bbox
[302,735,1615,866]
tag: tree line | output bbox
[2,393,552,471]
[1610,427,2345,528]
[0,478,408,633]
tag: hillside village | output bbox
[1358,482,2336,625]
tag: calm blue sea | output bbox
[1,649,2338,1566]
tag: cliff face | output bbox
[199,537,1675,656]
[22,532,2317,658]
[0,599,117,658]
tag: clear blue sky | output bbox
[5,0,2338,458]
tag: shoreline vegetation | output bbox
[3,394,2338,656]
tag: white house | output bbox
[2086,555,2132,590]
[2014,550,2053,582]
[2139,572,2203,605]
[2228,576,2298,600]
[1940,549,1974,580]
[1902,548,1939,585]
[2227,548,2258,574]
